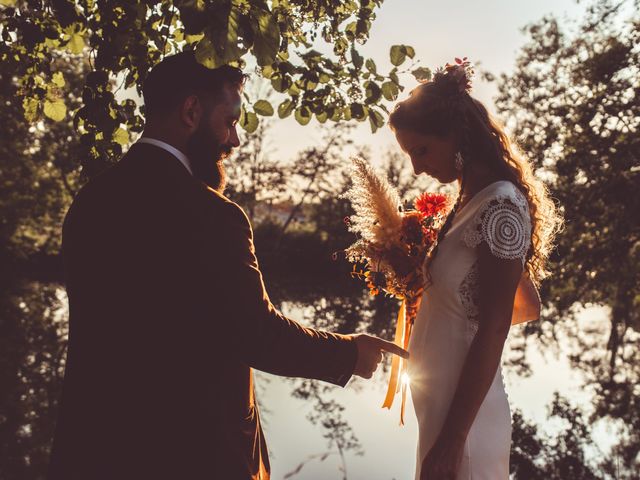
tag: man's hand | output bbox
[352,334,409,379]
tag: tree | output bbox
[225,117,289,222]
[494,0,639,473]
[510,396,603,479]
[0,51,85,480]
[0,0,430,174]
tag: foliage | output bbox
[0,283,67,480]
[224,117,289,222]
[1,0,639,477]
[495,0,640,473]
[510,396,605,479]
[0,0,429,174]
[0,42,83,480]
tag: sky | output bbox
[254,0,586,165]
[247,1,608,479]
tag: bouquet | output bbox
[342,157,450,424]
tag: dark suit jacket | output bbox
[48,143,357,480]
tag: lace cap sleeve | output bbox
[462,188,532,265]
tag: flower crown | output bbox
[432,57,474,95]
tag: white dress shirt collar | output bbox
[137,137,193,176]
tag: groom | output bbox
[48,51,407,480]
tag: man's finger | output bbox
[376,338,409,359]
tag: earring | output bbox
[455,152,464,171]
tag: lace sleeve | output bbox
[462,193,532,265]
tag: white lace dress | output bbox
[408,180,532,480]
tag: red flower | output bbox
[414,193,449,218]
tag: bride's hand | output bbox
[420,432,465,480]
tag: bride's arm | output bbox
[420,241,521,477]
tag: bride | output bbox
[388,59,562,479]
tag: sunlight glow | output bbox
[401,372,411,387]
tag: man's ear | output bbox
[180,95,202,132]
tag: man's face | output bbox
[187,83,242,192]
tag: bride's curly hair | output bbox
[389,62,563,286]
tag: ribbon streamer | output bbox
[382,296,419,425]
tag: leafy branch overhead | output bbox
[0,0,428,166]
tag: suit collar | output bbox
[137,137,193,176]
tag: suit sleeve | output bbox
[202,199,358,386]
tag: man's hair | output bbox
[142,51,247,118]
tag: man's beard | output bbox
[187,127,233,193]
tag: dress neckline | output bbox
[451,179,513,225]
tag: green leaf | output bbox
[223,4,244,62]
[43,99,66,121]
[381,81,399,101]
[253,9,280,66]
[390,45,406,66]
[405,46,415,59]
[22,97,40,123]
[271,74,290,93]
[365,58,377,74]
[113,127,130,146]
[65,26,85,54]
[411,67,432,81]
[277,99,295,118]
[173,29,185,43]
[0,0,17,6]
[253,99,274,116]
[239,107,259,133]
[350,103,366,121]
[345,21,357,41]
[318,72,331,84]
[300,74,317,91]
[185,33,205,44]
[294,106,311,125]
[351,46,364,70]
[364,80,382,104]
[389,69,400,85]
[329,107,342,122]
[261,64,275,79]
[52,72,65,87]
[316,110,328,123]
[288,81,302,96]
[333,37,348,56]
[343,105,352,121]
[195,37,223,69]
[368,108,385,132]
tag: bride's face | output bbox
[394,128,458,184]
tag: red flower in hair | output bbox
[434,56,474,94]
[414,193,449,218]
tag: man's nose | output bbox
[230,127,240,148]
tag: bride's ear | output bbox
[181,95,203,132]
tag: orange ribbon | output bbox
[382,295,419,425]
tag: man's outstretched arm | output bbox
[201,197,407,385]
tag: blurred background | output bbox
[1,0,638,478]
